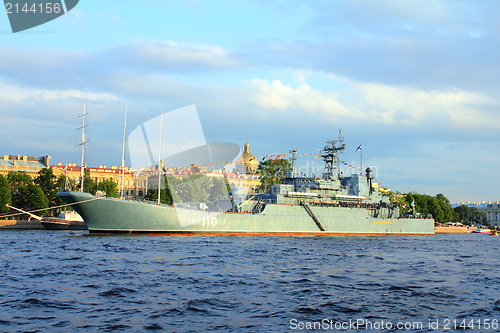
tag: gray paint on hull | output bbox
[57,192,434,235]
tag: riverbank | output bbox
[0,219,43,229]
[434,226,471,233]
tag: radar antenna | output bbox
[321,129,345,180]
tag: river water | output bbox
[0,231,499,332]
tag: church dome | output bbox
[237,141,258,174]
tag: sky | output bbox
[1,0,499,204]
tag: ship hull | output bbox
[57,192,435,236]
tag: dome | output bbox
[237,141,258,174]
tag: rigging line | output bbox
[0,197,103,219]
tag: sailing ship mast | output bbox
[120,105,128,199]
[157,109,164,205]
[79,101,88,192]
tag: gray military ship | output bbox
[57,134,435,235]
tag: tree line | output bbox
[0,169,118,218]
[388,192,487,224]
[145,174,230,205]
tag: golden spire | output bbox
[244,140,250,153]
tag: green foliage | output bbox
[167,174,228,203]
[398,192,453,223]
[145,175,174,205]
[257,159,292,192]
[8,171,34,209]
[0,175,11,214]
[97,179,119,198]
[25,185,49,216]
[35,168,60,213]
[146,174,229,205]
[7,171,48,216]
[453,205,487,225]
[82,169,97,194]
[56,174,71,192]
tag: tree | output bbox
[258,159,292,192]
[8,171,35,209]
[454,205,470,224]
[146,174,229,205]
[7,171,48,216]
[209,177,229,202]
[452,205,487,225]
[401,192,452,223]
[25,184,49,216]
[436,193,454,222]
[97,179,119,198]
[35,168,59,215]
[429,197,444,222]
[146,176,174,205]
[82,169,97,194]
[166,174,219,203]
[55,174,70,192]
[0,175,11,214]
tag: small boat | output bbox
[489,230,498,236]
[41,211,87,230]
[471,228,491,234]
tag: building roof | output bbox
[0,155,48,173]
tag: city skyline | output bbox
[1,1,499,203]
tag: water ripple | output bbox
[0,231,498,331]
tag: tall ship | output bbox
[57,133,435,236]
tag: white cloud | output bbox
[0,79,118,102]
[37,90,118,102]
[357,83,496,128]
[246,78,352,117]
[123,40,241,71]
[243,77,499,129]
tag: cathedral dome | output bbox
[237,141,258,174]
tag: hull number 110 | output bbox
[202,216,217,227]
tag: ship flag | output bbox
[278,153,287,162]
[355,144,363,172]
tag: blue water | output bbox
[0,231,499,332]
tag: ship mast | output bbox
[289,146,298,178]
[120,105,128,199]
[321,129,345,180]
[157,109,163,205]
[78,101,88,192]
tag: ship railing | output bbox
[256,198,277,204]
[251,199,267,214]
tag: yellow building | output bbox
[51,163,139,197]
[0,155,51,178]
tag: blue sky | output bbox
[1,0,499,203]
